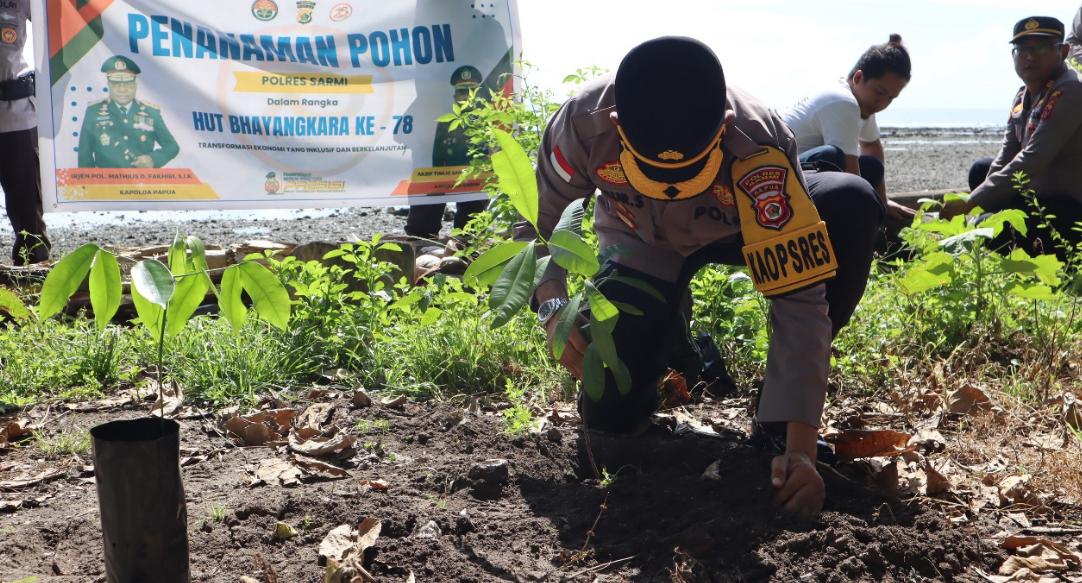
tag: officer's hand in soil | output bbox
[543,307,588,380]
[771,451,824,516]
[132,155,155,168]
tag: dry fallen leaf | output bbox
[223,409,296,446]
[291,454,349,480]
[300,403,334,429]
[274,521,298,540]
[380,395,408,410]
[947,384,992,416]
[359,479,389,492]
[320,524,358,564]
[148,381,184,418]
[657,369,691,410]
[249,458,303,488]
[828,429,912,462]
[0,469,66,492]
[1063,400,1082,432]
[0,420,32,446]
[999,475,1041,508]
[321,518,382,582]
[288,427,356,460]
[924,461,953,496]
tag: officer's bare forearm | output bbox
[785,421,819,461]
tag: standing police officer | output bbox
[520,37,884,517]
[78,56,179,169]
[404,65,488,239]
[0,0,49,264]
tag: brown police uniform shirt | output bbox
[517,76,832,428]
[0,0,35,134]
[971,66,1082,209]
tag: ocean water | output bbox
[877,107,1006,129]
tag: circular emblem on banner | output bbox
[0,27,17,45]
[252,0,279,21]
[330,3,352,21]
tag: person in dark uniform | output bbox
[519,38,884,516]
[949,17,1082,256]
[0,0,48,264]
[404,65,488,239]
[78,56,179,169]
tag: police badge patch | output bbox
[101,133,111,146]
[595,162,628,185]
[737,166,793,230]
[0,26,15,45]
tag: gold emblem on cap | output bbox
[1025,19,1039,30]
[115,60,126,71]
[658,150,685,161]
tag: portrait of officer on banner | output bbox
[431,65,482,168]
[77,56,179,169]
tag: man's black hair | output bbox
[849,34,911,81]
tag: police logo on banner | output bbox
[296,0,316,23]
[251,0,279,21]
[330,3,352,21]
[0,27,16,45]
[738,166,793,230]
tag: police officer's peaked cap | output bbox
[1011,16,1065,43]
[451,65,482,89]
[101,56,140,81]
[615,37,726,191]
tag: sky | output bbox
[516,0,1081,125]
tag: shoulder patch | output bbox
[1041,90,1063,121]
[737,165,792,230]
[549,146,575,183]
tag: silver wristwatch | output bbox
[537,297,569,325]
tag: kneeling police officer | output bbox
[517,37,884,516]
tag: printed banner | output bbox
[32,0,519,211]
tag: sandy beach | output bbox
[0,129,1003,259]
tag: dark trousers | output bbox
[0,127,49,264]
[968,157,1082,256]
[799,144,884,192]
[579,171,884,433]
[404,199,488,239]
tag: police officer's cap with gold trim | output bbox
[451,65,482,89]
[101,56,141,82]
[1011,16,1065,43]
[615,37,726,201]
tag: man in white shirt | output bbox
[782,34,914,224]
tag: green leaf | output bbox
[0,287,31,321]
[130,282,163,338]
[900,268,951,294]
[1007,282,1055,301]
[582,343,605,403]
[590,314,630,395]
[186,235,219,296]
[463,241,527,288]
[219,265,248,331]
[606,275,667,303]
[611,301,644,316]
[420,307,442,326]
[131,259,175,309]
[37,243,98,320]
[585,281,619,322]
[88,250,121,331]
[489,243,536,328]
[238,262,291,330]
[435,113,456,123]
[940,228,994,248]
[551,294,582,361]
[1030,253,1063,286]
[165,271,210,336]
[167,234,187,276]
[549,231,600,277]
[491,128,538,230]
[533,256,552,290]
[978,209,1028,237]
[553,198,586,236]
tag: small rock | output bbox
[352,389,372,408]
[415,254,441,270]
[438,256,468,275]
[239,576,260,583]
[545,427,562,443]
[200,521,213,533]
[468,459,509,485]
[702,460,722,481]
[415,520,441,539]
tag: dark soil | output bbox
[0,393,1005,582]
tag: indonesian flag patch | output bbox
[550,146,575,183]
